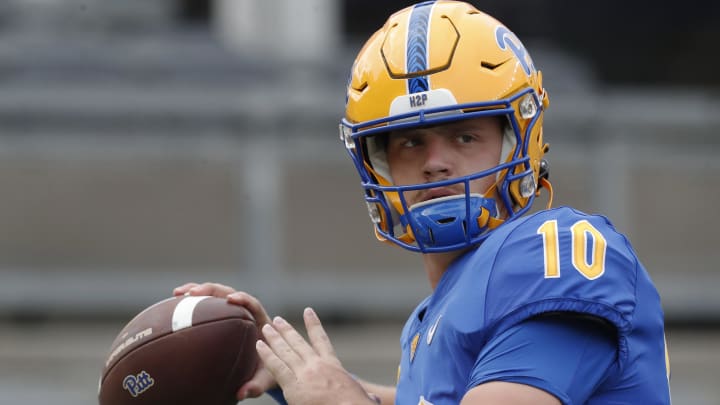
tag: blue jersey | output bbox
[396,207,670,404]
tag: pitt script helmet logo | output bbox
[494,26,536,76]
[122,370,155,397]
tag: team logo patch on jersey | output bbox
[410,332,420,362]
[418,395,435,405]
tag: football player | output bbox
[175,1,671,404]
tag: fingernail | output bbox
[273,316,287,326]
[305,307,316,317]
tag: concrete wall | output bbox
[0,2,718,404]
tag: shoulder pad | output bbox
[483,207,638,337]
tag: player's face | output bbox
[386,116,503,207]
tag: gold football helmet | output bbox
[340,0,551,252]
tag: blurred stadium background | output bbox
[0,0,718,404]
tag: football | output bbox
[98,295,259,405]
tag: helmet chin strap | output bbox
[401,194,498,248]
[397,176,553,248]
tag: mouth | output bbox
[408,193,466,211]
[418,187,462,202]
[415,187,462,204]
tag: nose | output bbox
[422,136,452,180]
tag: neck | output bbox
[422,248,470,290]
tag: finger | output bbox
[187,282,236,298]
[256,339,296,386]
[236,368,276,400]
[261,323,306,369]
[228,291,271,325]
[303,307,337,358]
[172,282,199,296]
[272,316,316,360]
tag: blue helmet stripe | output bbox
[406,1,433,94]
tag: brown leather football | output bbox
[98,295,258,405]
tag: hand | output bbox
[172,282,276,400]
[258,307,379,405]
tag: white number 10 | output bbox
[536,219,607,280]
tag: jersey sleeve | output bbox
[483,207,638,364]
[467,315,618,404]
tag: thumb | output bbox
[236,368,276,400]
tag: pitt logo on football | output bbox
[409,93,428,108]
[122,370,155,397]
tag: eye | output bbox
[390,135,421,149]
[403,137,421,147]
[456,133,476,144]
